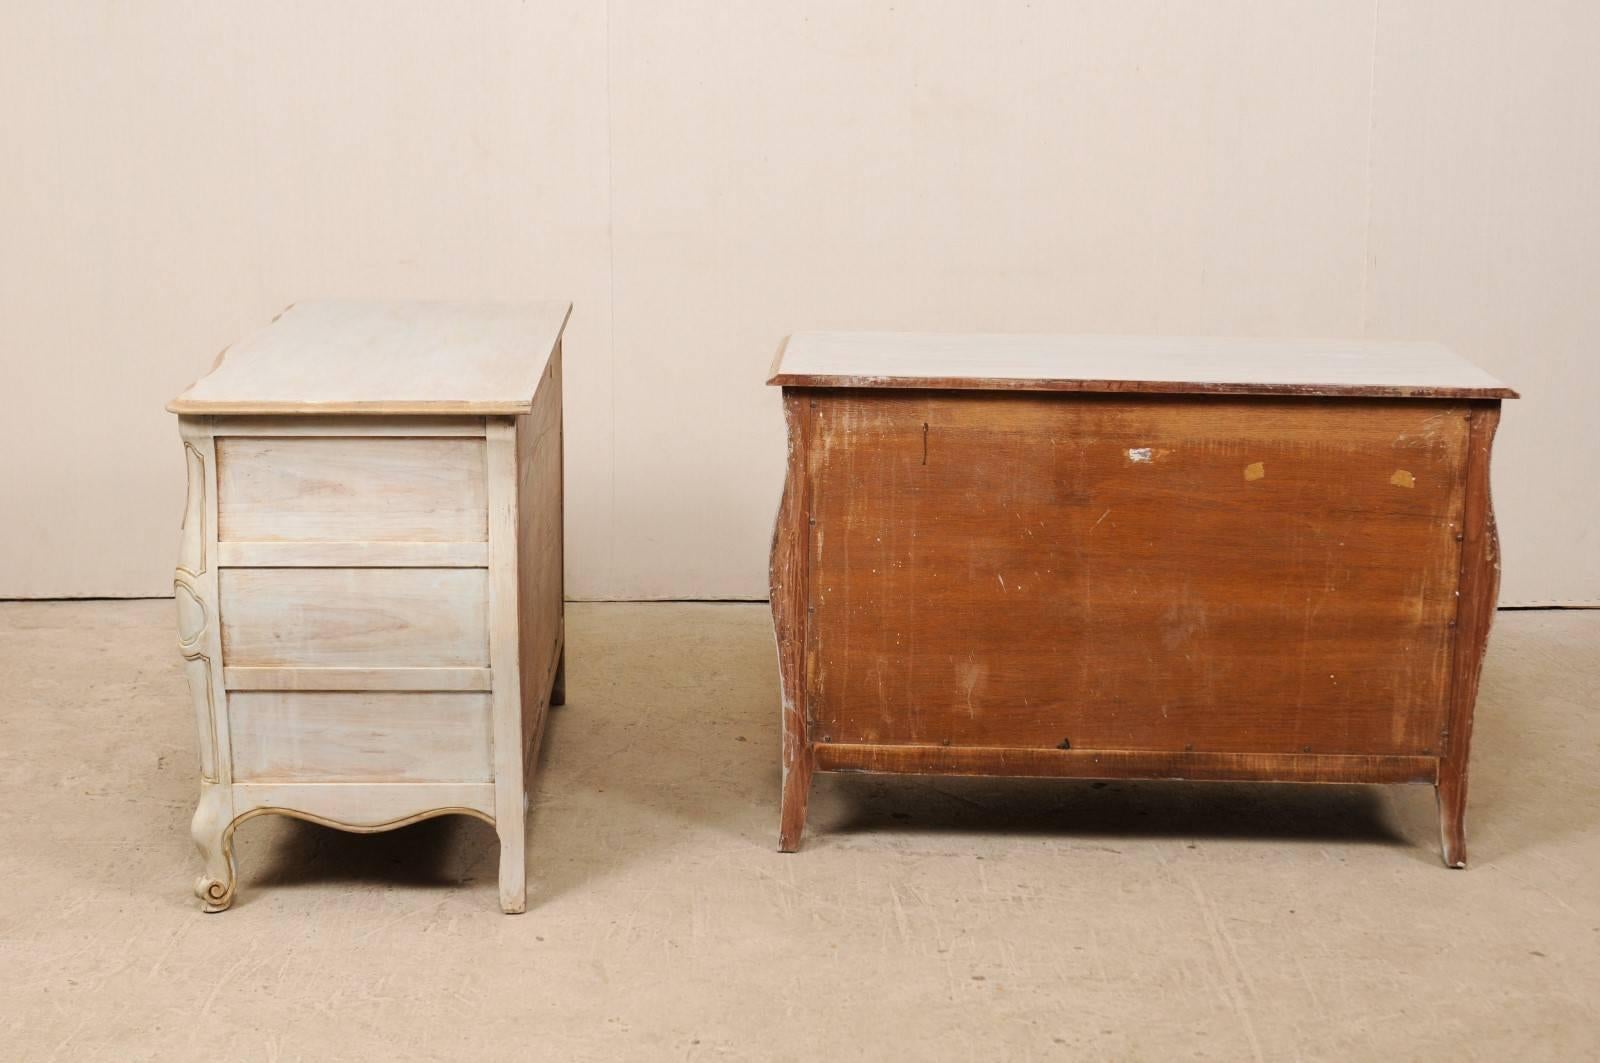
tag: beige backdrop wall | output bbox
[3,1,1596,604]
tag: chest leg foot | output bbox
[498,818,527,914]
[1436,764,1469,868]
[191,785,237,912]
[779,715,813,852]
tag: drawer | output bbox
[229,691,493,782]
[216,435,487,542]
[219,568,489,668]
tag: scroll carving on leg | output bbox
[191,783,236,912]
[772,391,813,852]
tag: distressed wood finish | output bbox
[216,435,489,543]
[485,417,527,913]
[807,393,1467,756]
[516,343,566,777]
[170,300,572,415]
[769,334,1512,864]
[217,541,490,568]
[771,392,813,852]
[814,745,1439,785]
[1438,404,1503,867]
[230,692,494,783]
[223,666,493,692]
[175,418,235,909]
[171,300,567,912]
[772,333,1520,400]
[219,568,490,668]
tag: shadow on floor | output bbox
[240,814,500,902]
[817,774,1421,850]
[222,775,1434,910]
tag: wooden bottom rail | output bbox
[812,743,1440,786]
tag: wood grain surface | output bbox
[813,744,1439,784]
[1437,403,1503,867]
[217,435,488,543]
[770,391,814,851]
[174,304,567,912]
[515,343,566,780]
[219,568,490,668]
[229,691,494,783]
[169,300,571,415]
[804,390,1471,757]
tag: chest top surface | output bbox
[170,299,572,415]
[770,332,1516,399]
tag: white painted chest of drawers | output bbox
[168,300,569,913]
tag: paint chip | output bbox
[1390,469,1416,488]
[1244,461,1266,481]
[1127,447,1154,463]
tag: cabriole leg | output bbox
[779,713,813,852]
[1434,403,1501,869]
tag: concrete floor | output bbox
[0,602,1596,1061]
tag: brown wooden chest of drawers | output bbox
[768,333,1515,865]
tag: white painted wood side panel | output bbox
[222,666,493,692]
[229,692,493,783]
[517,348,564,777]
[219,569,489,668]
[484,418,527,912]
[216,436,488,543]
[170,300,571,414]
[210,416,487,438]
[217,541,489,568]
[774,333,1512,393]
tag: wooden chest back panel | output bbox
[805,391,1469,756]
[216,435,489,543]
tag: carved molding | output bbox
[178,645,219,782]
[174,581,206,649]
[176,442,207,579]
[194,869,233,912]
[175,435,219,782]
